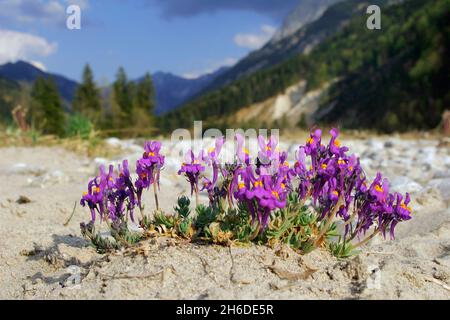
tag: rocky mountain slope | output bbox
[163,0,449,133]
[201,0,354,92]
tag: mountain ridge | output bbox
[161,0,449,133]
[0,60,78,106]
[0,60,228,115]
[200,0,363,94]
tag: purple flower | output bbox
[369,173,389,203]
[232,165,287,230]
[305,128,322,156]
[178,150,205,196]
[135,141,165,209]
[80,161,137,222]
[80,178,103,222]
[236,133,250,165]
[143,141,165,167]
[205,136,224,165]
[113,160,136,221]
[257,135,279,164]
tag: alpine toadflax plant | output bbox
[80,129,413,257]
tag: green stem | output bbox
[352,228,380,248]
[248,223,261,241]
[313,197,343,247]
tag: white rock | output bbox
[365,139,384,151]
[9,163,46,176]
[27,170,68,188]
[428,179,450,201]
[390,176,422,193]
[94,157,108,167]
[128,222,144,233]
[104,137,122,148]
[433,170,450,179]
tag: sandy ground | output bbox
[0,135,449,299]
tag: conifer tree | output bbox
[113,67,133,123]
[72,64,101,120]
[135,72,155,115]
[31,77,65,136]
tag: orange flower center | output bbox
[400,203,412,212]
[334,139,341,147]
[375,184,383,193]
[253,181,263,188]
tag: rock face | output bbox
[227,80,331,127]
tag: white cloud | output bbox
[0,29,57,65]
[233,24,276,50]
[0,0,89,25]
[182,57,237,79]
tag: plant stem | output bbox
[153,182,159,211]
[343,210,357,227]
[195,182,199,207]
[352,228,380,248]
[248,223,260,241]
[313,197,343,247]
[227,181,233,209]
[138,204,145,221]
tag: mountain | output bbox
[270,0,342,43]
[201,0,346,92]
[161,0,449,133]
[151,66,229,114]
[0,61,78,105]
[0,60,227,116]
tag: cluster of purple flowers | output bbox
[297,128,412,241]
[80,141,165,222]
[80,160,136,222]
[81,128,412,246]
[178,128,412,239]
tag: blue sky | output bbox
[0,0,299,83]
